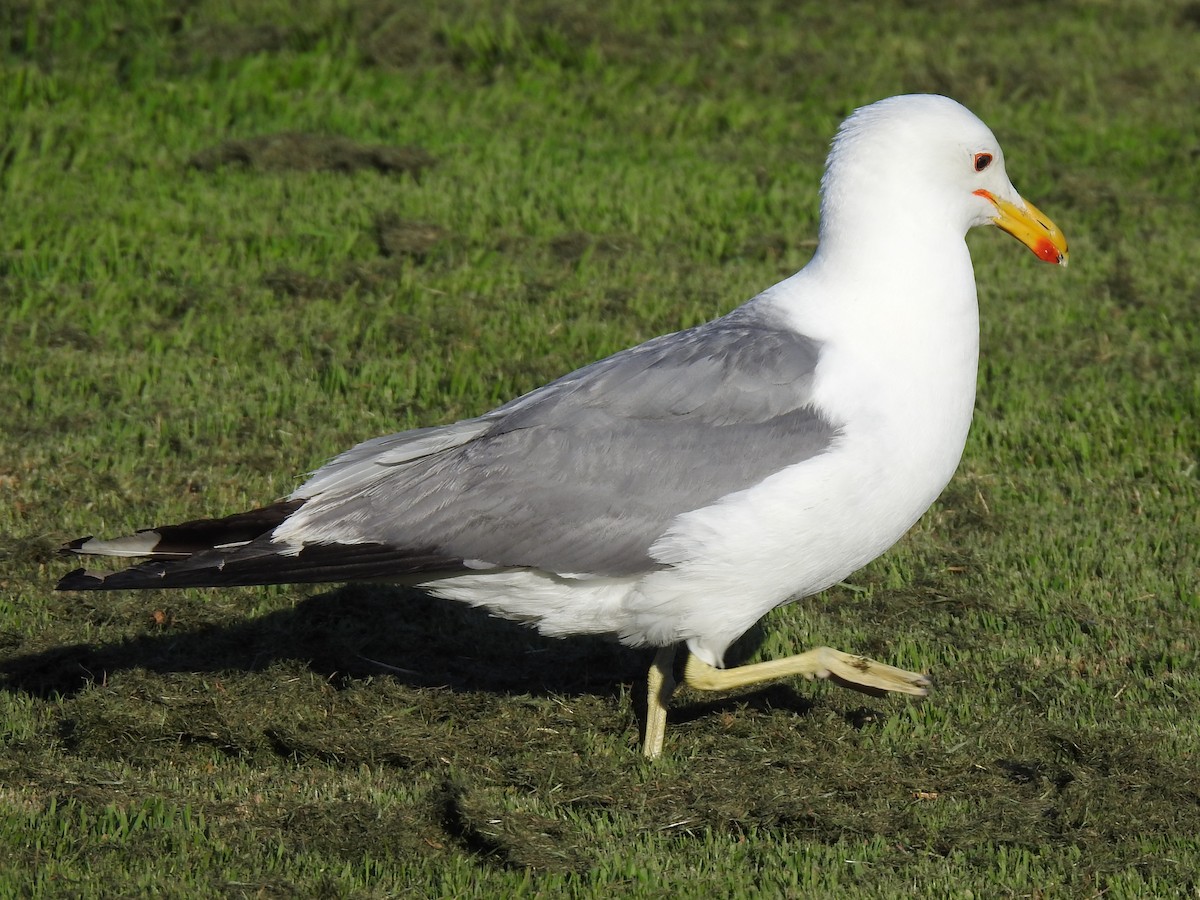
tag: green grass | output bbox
[2,0,1199,895]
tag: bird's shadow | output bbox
[0,585,817,726]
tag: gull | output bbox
[58,94,1068,758]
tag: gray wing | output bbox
[279,303,837,576]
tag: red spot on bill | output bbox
[1033,238,1064,264]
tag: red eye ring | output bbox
[974,152,993,172]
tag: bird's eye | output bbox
[973,152,993,172]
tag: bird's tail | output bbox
[56,499,462,591]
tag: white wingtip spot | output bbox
[77,532,165,558]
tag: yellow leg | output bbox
[643,645,677,760]
[684,646,931,696]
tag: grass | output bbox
[2,0,1198,895]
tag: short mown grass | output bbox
[2,0,1198,896]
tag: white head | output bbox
[818,94,1067,265]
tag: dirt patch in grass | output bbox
[374,215,450,261]
[547,231,639,265]
[181,22,302,63]
[262,262,401,302]
[261,268,344,301]
[188,134,435,178]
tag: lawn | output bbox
[2,0,1198,896]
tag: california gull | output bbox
[58,94,1068,758]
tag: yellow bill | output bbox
[974,189,1069,265]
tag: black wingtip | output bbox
[56,568,107,591]
[59,536,95,556]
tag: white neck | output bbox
[761,225,982,505]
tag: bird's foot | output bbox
[684,646,931,697]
